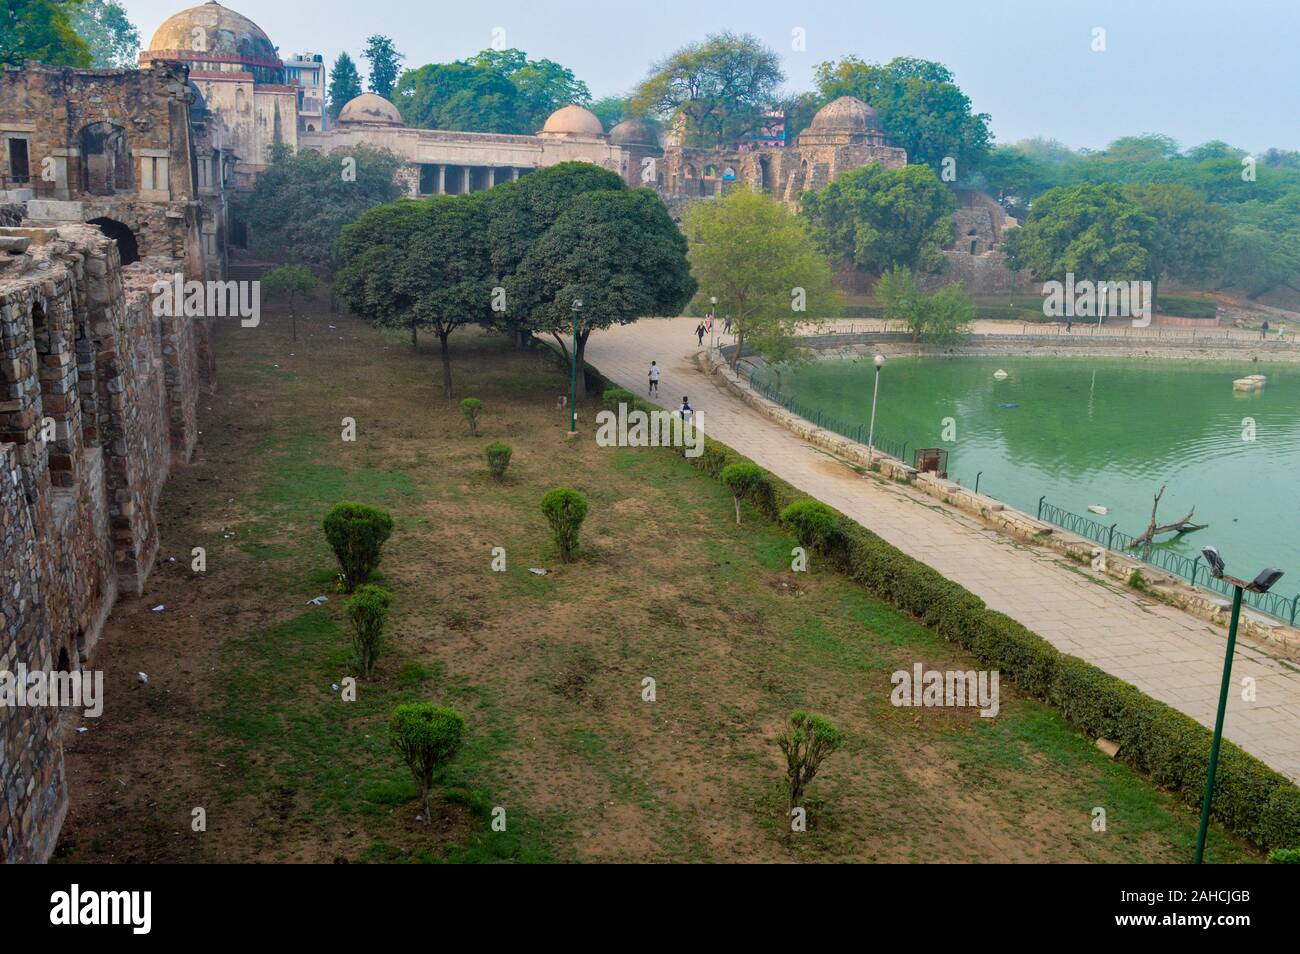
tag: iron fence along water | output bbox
[747,369,908,462]
[1038,499,1299,624]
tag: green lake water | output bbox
[760,356,1300,598]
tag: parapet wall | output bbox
[0,224,212,863]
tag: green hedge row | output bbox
[594,378,1300,853]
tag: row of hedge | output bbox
[597,382,1300,852]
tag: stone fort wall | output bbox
[0,224,211,863]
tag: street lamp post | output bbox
[866,354,884,468]
[1193,547,1284,863]
[570,299,582,434]
[709,296,718,352]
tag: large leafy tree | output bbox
[683,188,837,369]
[394,62,528,133]
[467,49,591,131]
[237,144,403,281]
[363,35,403,99]
[508,189,695,370]
[1122,183,1230,305]
[803,163,957,275]
[813,56,991,174]
[1003,183,1151,282]
[336,196,491,397]
[69,0,138,68]
[629,32,784,148]
[327,52,363,121]
[2,0,92,67]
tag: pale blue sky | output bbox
[121,0,1300,152]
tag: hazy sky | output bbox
[120,0,1300,152]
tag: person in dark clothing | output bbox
[695,322,706,346]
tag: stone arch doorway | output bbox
[79,122,132,195]
[88,217,140,266]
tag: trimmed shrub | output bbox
[323,502,394,592]
[347,584,390,677]
[540,487,588,562]
[780,499,841,550]
[1261,785,1300,850]
[388,703,465,824]
[460,397,483,436]
[776,711,843,810]
[1268,848,1300,863]
[485,441,512,480]
[720,462,766,525]
[602,387,635,410]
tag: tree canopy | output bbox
[327,52,363,121]
[394,49,590,134]
[802,163,957,275]
[1003,182,1151,283]
[2,0,92,67]
[362,35,403,99]
[69,0,138,68]
[683,188,837,368]
[629,32,784,148]
[508,188,696,368]
[812,56,991,174]
[237,144,403,277]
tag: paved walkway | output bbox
[587,316,1300,782]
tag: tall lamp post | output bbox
[709,296,718,352]
[866,354,884,468]
[1193,546,1283,864]
[569,298,582,434]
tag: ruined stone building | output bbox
[0,59,229,282]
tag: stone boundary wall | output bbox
[0,224,211,863]
[702,350,1300,658]
[765,330,1300,364]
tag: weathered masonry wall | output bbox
[0,224,211,863]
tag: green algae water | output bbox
[759,356,1300,593]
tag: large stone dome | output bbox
[540,104,604,138]
[609,118,657,146]
[799,96,883,145]
[147,2,278,62]
[337,92,405,127]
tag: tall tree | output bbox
[336,196,491,397]
[813,56,991,174]
[2,0,92,67]
[394,62,528,133]
[683,188,837,369]
[1123,183,1231,306]
[327,52,363,120]
[237,144,402,281]
[467,48,591,131]
[363,35,403,99]
[479,161,628,347]
[629,32,784,148]
[876,266,972,343]
[1003,183,1151,282]
[802,163,957,275]
[69,0,138,68]
[508,189,695,371]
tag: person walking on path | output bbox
[678,396,694,421]
[1261,319,1270,339]
[648,360,660,396]
[1065,313,1073,332]
[695,322,706,346]
[1280,323,1287,340]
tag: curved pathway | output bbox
[587,316,1300,782]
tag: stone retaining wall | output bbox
[0,224,211,863]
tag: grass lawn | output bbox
[54,296,1256,863]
